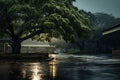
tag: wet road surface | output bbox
[0,54,120,80]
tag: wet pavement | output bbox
[0,54,120,80]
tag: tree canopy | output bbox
[0,0,91,53]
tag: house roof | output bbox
[102,24,120,35]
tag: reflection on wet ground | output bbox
[0,54,120,80]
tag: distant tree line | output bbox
[69,10,120,54]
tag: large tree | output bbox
[0,0,91,54]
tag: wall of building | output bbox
[0,44,55,53]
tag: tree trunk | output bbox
[11,42,21,54]
[9,39,21,54]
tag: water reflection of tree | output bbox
[9,62,24,80]
[49,60,57,80]
[9,62,50,80]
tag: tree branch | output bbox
[16,29,24,37]
[16,20,35,37]
[20,29,45,42]
[7,25,15,36]
[4,31,12,36]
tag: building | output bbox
[0,39,9,53]
[102,24,120,54]
[20,44,55,53]
[0,39,56,53]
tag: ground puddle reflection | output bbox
[0,54,120,80]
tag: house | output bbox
[102,24,120,54]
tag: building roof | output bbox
[102,24,120,35]
[21,44,55,47]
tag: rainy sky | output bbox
[74,0,120,18]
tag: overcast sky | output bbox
[73,0,120,18]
